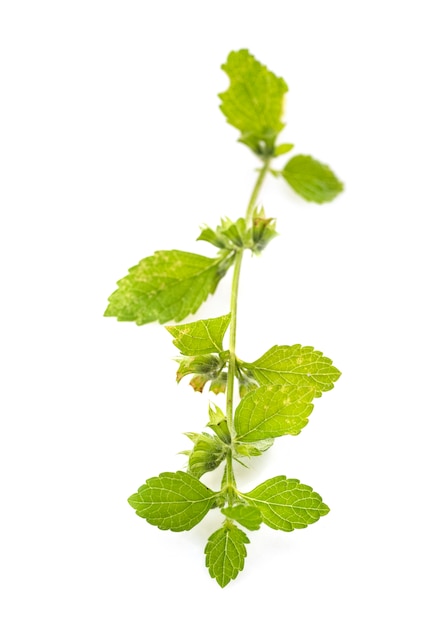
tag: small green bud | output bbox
[251,208,278,254]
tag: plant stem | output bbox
[225,248,244,431]
[223,158,271,502]
[245,159,271,224]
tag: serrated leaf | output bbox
[166,314,231,356]
[185,432,227,478]
[222,504,262,531]
[128,471,217,532]
[205,522,249,587]
[282,154,344,203]
[235,384,315,442]
[105,250,233,325]
[243,344,341,398]
[243,476,329,531]
[219,49,288,156]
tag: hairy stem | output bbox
[223,158,271,502]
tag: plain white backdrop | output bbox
[1,1,437,624]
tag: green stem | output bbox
[223,158,271,503]
[222,451,236,503]
[245,159,271,224]
[225,249,243,431]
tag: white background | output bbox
[1,1,437,624]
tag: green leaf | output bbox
[243,344,341,398]
[166,314,231,356]
[184,433,227,478]
[104,250,233,325]
[281,154,344,203]
[222,504,262,531]
[219,49,288,156]
[243,476,329,531]
[274,143,294,156]
[235,384,315,442]
[128,471,217,532]
[205,522,249,587]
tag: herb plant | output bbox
[105,49,343,587]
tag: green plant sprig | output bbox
[105,49,343,587]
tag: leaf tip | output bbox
[103,304,113,318]
[321,503,330,516]
[127,493,138,509]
